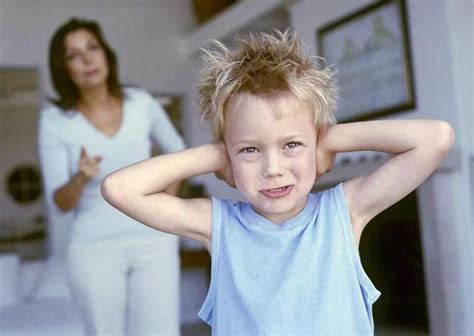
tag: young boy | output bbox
[101,31,454,335]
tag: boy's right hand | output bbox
[78,146,102,183]
[214,141,235,188]
[215,166,235,188]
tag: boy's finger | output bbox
[93,156,103,164]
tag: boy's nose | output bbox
[262,152,284,179]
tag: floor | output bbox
[375,327,428,336]
[182,322,211,336]
[182,324,427,336]
[0,299,211,336]
[181,324,429,336]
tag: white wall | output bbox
[444,1,473,334]
[445,0,473,156]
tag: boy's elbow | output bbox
[101,174,121,206]
[432,120,455,154]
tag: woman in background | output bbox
[38,18,184,335]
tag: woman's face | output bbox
[63,29,109,92]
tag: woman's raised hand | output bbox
[78,146,103,182]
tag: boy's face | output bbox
[224,92,317,224]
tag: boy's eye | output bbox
[284,141,302,149]
[241,147,258,154]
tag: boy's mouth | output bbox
[260,185,292,198]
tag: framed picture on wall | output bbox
[317,0,415,122]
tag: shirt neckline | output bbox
[72,98,128,141]
[240,193,320,232]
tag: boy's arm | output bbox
[319,120,454,243]
[101,143,229,249]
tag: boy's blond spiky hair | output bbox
[196,30,338,139]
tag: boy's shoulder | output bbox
[210,196,248,213]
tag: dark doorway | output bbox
[359,191,429,333]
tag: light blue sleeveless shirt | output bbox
[198,183,380,335]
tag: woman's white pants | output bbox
[67,235,180,336]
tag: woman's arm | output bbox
[53,147,102,211]
[38,107,79,213]
[38,106,102,213]
[318,119,455,242]
[101,142,229,248]
[52,173,88,211]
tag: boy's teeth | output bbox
[270,187,285,192]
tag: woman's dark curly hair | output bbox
[48,17,122,109]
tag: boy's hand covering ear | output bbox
[215,167,235,188]
[214,141,236,188]
[316,127,336,181]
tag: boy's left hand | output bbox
[316,127,336,181]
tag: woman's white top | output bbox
[38,87,186,243]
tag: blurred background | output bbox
[0,0,472,335]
